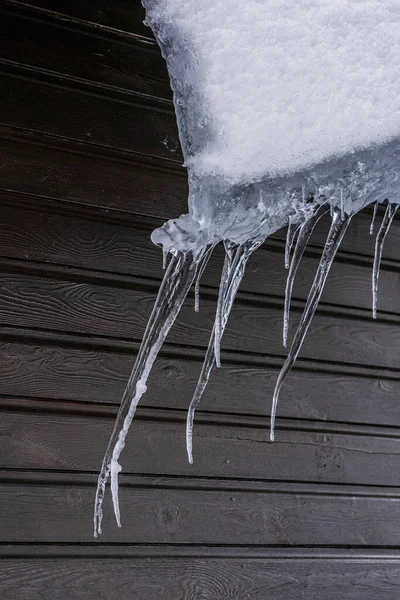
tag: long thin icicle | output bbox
[283,207,329,347]
[271,207,352,441]
[94,251,200,537]
[372,202,398,319]
[187,240,262,463]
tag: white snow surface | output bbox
[144,0,400,183]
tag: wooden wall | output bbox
[1,1,400,598]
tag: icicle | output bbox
[186,336,216,464]
[285,217,299,269]
[194,244,215,312]
[370,202,378,235]
[271,207,352,441]
[94,251,200,537]
[187,240,262,463]
[162,249,168,270]
[283,207,329,347]
[372,202,398,319]
[214,242,236,368]
[340,189,345,221]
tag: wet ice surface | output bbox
[93,0,400,535]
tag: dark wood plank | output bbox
[2,410,400,486]
[1,555,400,600]
[0,69,182,161]
[16,0,152,39]
[3,337,400,428]
[0,6,171,100]
[1,476,400,544]
[0,132,188,218]
[0,263,399,371]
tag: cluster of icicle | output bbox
[93,181,398,536]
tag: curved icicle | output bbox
[187,240,262,463]
[372,202,398,319]
[283,207,329,347]
[186,333,217,465]
[94,251,200,537]
[194,244,215,313]
[370,202,378,235]
[271,207,352,441]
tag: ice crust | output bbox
[143,0,400,253]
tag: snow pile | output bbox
[145,0,400,183]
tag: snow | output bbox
[144,0,400,183]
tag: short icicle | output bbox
[370,202,378,235]
[284,217,299,269]
[194,244,215,313]
[214,242,236,368]
[340,189,345,221]
[372,202,399,319]
[283,207,329,347]
[94,251,200,537]
[271,207,352,441]
[187,240,262,463]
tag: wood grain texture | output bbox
[2,337,400,427]
[2,476,400,545]
[16,0,152,39]
[2,409,400,486]
[0,263,398,373]
[1,556,400,600]
[0,5,169,98]
[0,68,182,161]
[0,131,188,217]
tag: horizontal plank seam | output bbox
[2,542,400,559]
[1,0,157,47]
[0,254,397,324]
[0,187,398,271]
[1,469,400,497]
[1,191,400,277]
[0,124,184,175]
[1,323,400,380]
[3,396,400,441]
[0,55,172,108]
[0,59,175,116]
[0,188,166,228]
